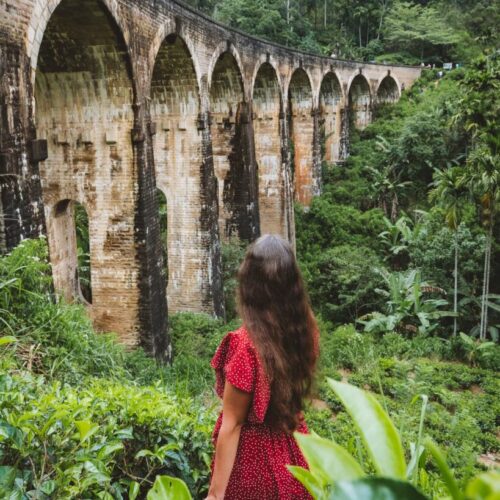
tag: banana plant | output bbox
[359,268,453,335]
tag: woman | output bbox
[207,234,318,499]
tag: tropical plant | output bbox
[459,332,496,367]
[359,268,452,336]
[365,136,412,222]
[378,213,424,268]
[429,164,468,336]
[453,52,500,340]
[289,379,500,499]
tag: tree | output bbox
[429,165,467,336]
[454,52,500,340]
[365,136,412,221]
[384,1,460,62]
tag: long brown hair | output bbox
[238,234,318,433]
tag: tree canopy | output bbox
[185,0,499,64]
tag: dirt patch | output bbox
[311,398,330,411]
[477,453,500,468]
[338,368,352,383]
[470,384,484,395]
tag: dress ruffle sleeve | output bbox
[211,327,270,424]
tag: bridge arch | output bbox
[287,68,314,206]
[26,0,129,85]
[252,62,286,236]
[34,0,139,341]
[209,50,256,240]
[207,42,246,97]
[250,55,282,104]
[376,74,401,104]
[319,71,343,163]
[348,72,372,130]
[151,33,209,313]
[148,26,202,94]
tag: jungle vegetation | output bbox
[186,0,499,65]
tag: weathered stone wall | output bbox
[253,62,286,237]
[0,0,421,352]
[319,72,343,163]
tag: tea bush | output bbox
[0,372,214,499]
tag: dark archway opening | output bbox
[377,76,400,105]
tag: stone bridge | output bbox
[0,0,421,356]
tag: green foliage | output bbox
[0,238,129,383]
[221,239,245,321]
[330,380,407,479]
[306,244,385,325]
[458,332,496,367]
[319,324,374,372]
[74,203,91,303]
[331,478,428,499]
[1,238,499,498]
[214,0,322,53]
[188,0,495,64]
[146,475,192,500]
[384,1,461,63]
[0,373,213,499]
[359,268,453,336]
[295,381,500,499]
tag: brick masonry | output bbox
[0,0,421,355]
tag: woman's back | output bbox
[207,235,318,499]
[211,327,311,499]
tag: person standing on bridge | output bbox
[206,234,318,500]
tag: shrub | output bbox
[221,240,246,321]
[0,239,129,384]
[303,245,385,324]
[0,372,215,499]
[319,325,374,372]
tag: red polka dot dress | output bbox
[210,326,313,500]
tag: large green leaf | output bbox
[465,471,500,499]
[329,478,428,500]
[75,420,99,444]
[304,431,366,478]
[287,465,325,499]
[293,432,365,486]
[424,438,463,500]
[328,380,406,479]
[129,481,140,500]
[0,466,16,492]
[146,475,192,500]
[0,336,17,346]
